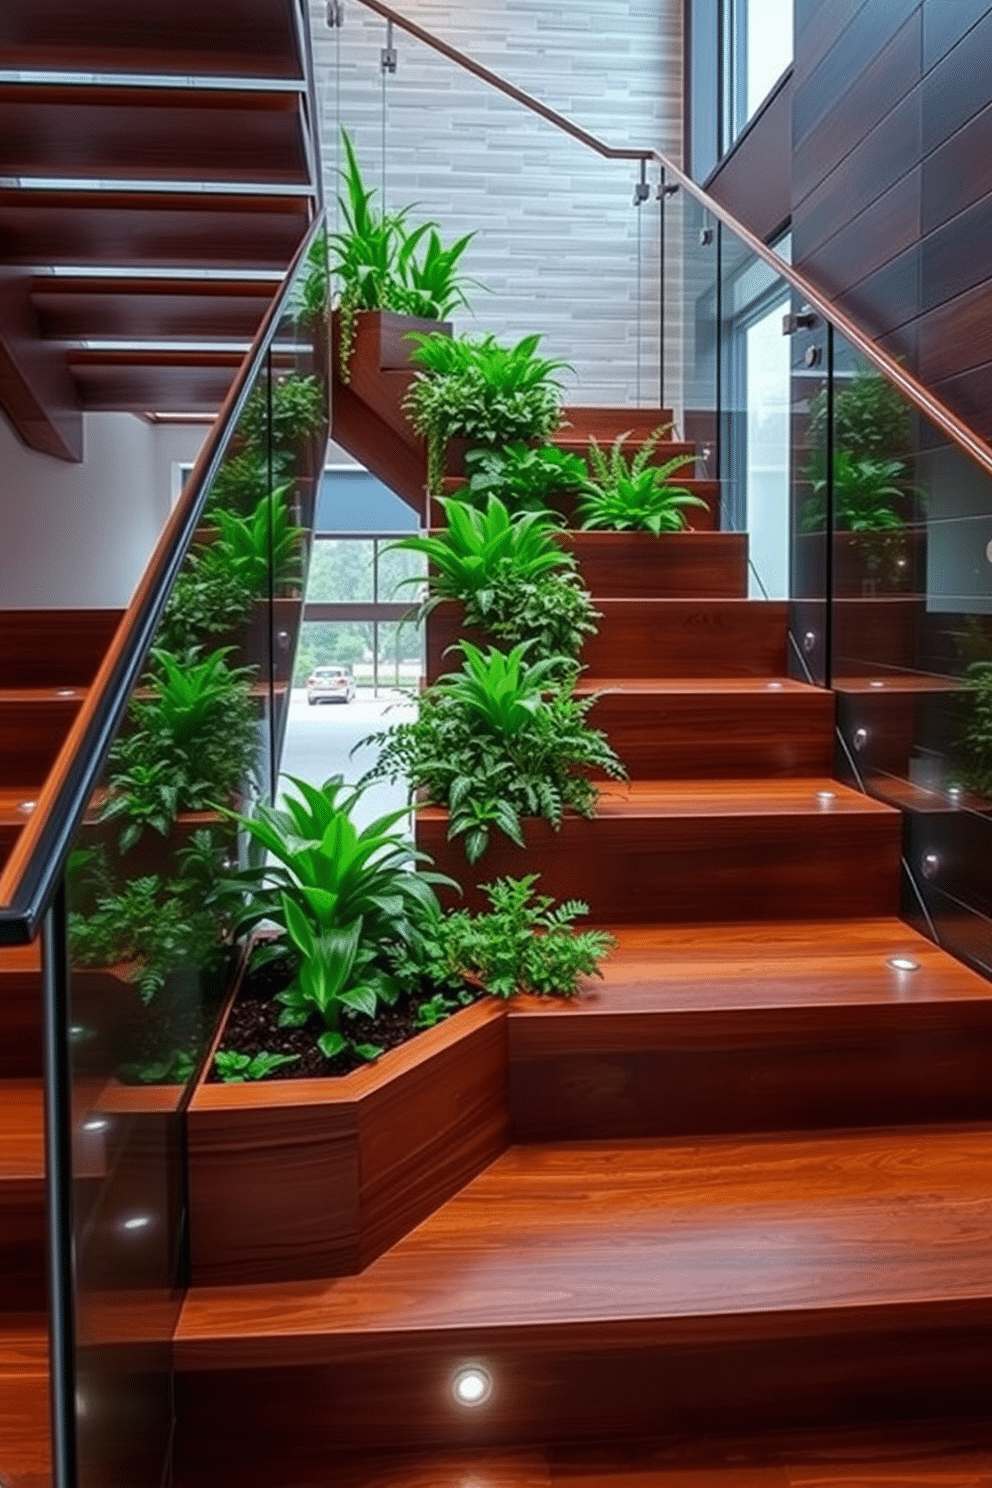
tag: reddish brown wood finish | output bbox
[187,999,509,1285]
[0,1318,50,1488]
[557,407,674,442]
[176,1128,992,1450]
[0,267,83,461]
[579,678,834,778]
[0,944,42,1078]
[417,779,901,922]
[562,531,747,599]
[0,1081,45,1311]
[0,691,84,786]
[0,609,123,688]
[433,478,720,531]
[508,919,992,1140]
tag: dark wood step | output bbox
[0,1081,46,1310]
[562,531,747,599]
[0,608,121,687]
[0,944,42,1077]
[175,1126,992,1453]
[0,689,84,786]
[416,779,901,922]
[509,919,992,1140]
[425,600,789,685]
[0,1315,50,1488]
[579,677,834,778]
[0,788,31,878]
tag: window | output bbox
[724,0,793,147]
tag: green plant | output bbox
[802,452,908,534]
[118,1047,200,1086]
[461,442,588,515]
[361,641,627,862]
[959,660,992,797]
[330,130,477,378]
[404,331,571,496]
[576,427,705,534]
[239,373,326,450]
[204,447,294,516]
[429,874,615,997]
[809,368,912,464]
[197,486,304,595]
[105,648,258,849]
[387,495,596,663]
[213,1049,301,1082]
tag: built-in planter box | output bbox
[186,993,510,1286]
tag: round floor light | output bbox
[451,1365,493,1407]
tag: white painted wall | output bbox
[310,0,682,406]
[0,412,207,609]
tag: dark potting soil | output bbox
[207,953,484,1081]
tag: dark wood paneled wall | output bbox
[792,0,992,441]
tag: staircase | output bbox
[172,408,992,1482]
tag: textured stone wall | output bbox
[309,0,682,408]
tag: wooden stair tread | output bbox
[0,1314,50,1488]
[176,1125,992,1360]
[0,787,41,823]
[833,674,961,695]
[0,686,86,703]
[513,919,992,1015]
[0,1081,44,1181]
[0,942,41,975]
[418,779,896,822]
[576,677,822,696]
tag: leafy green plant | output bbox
[214,1049,301,1083]
[105,648,258,850]
[959,660,992,797]
[404,331,571,497]
[801,452,908,534]
[387,495,597,664]
[576,426,705,534]
[239,373,326,451]
[429,874,615,997]
[196,486,304,596]
[204,447,294,516]
[118,1047,200,1086]
[461,442,588,516]
[330,130,477,379]
[361,641,627,862]
[809,368,912,464]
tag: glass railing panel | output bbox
[662,184,718,483]
[829,330,992,972]
[330,9,663,409]
[61,237,329,1487]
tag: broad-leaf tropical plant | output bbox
[802,452,909,533]
[404,331,572,496]
[461,442,588,516]
[361,641,627,862]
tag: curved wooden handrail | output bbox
[356,0,992,482]
[0,210,327,945]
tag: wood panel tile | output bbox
[922,100,992,233]
[799,169,922,304]
[921,7,992,151]
[792,0,919,146]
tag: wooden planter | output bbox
[186,992,510,1285]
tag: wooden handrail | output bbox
[355,0,992,482]
[0,210,327,944]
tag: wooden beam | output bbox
[0,270,82,461]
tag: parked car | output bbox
[306,665,356,705]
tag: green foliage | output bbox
[198,487,304,595]
[429,874,615,997]
[105,648,258,850]
[404,331,571,496]
[330,130,478,378]
[802,453,908,533]
[810,368,913,463]
[159,562,255,654]
[960,661,992,797]
[204,446,295,517]
[361,641,627,862]
[119,1047,199,1086]
[214,1048,301,1082]
[69,844,225,1003]
[461,442,588,516]
[576,427,706,534]
[239,373,326,450]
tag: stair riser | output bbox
[0,1187,45,1310]
[417,813,901,922]
[0,698,81,785]
[585,691,835,778]
[564,532,747,599]
[0,970,42,1076]
[176,1303,992,1455]
[0,609,121,688]
[509,1002,992,1140]
[425,601,790,684]
[432,480,719,532]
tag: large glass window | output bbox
[726,0,793,144]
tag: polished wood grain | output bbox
[577,678,834,778]
[0,1081,45,1310]
[508,918,992,1139]
[560,532,747,599]
[0,943,42,1077]
[0,1316,50,1488]
[0,691,84,786]
[426,601,790,685]
[417,779,901,922]
[33,282,274,345]
[188,1000,509,1284]
[175,1128,992,1449]
[0,609,123,688]
[0,266,83,461]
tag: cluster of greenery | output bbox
[461,442,588,516]
[577,426,706,534]
[404,331,571,497]
[389,496,598,667]
[361,641,626,863]
[330,130,478,380]
[210,777,613,1075]
[804,369,917,536]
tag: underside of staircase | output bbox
[170,366,992,1482]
